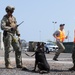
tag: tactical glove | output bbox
[11,28,14,31]
[17,34,20,36]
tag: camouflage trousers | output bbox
[3,33,22,67]
[72,48,75,65]
[53,40,65,59]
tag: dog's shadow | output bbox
[22,67,73,74]
[22,68,38,73]
[50,69,71,72]
[22,67,50,74]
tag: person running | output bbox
[53,24,68,61]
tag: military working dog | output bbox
[32,42,50,73]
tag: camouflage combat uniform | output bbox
[1,12,22,68]
[68,44,75,70]
[72,44,75,66]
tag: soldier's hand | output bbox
[11,28,14,31]
[11,26,17,31]
[17,34,20,36]
[11,27,16,31]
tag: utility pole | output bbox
[67,30,69,42]
[52,21,57,42]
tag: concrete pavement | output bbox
[0,50,75,75]
[0,50,72,64]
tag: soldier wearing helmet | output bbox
[5,6,15,13]
[1,6,24,69]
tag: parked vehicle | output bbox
[45,42,58,53]
[20,39,29,52]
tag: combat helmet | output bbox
[5,5,15,13]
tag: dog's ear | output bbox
[37,42,40,46]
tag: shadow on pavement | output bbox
[50,69,75,72]
[22,68,75,73]
[22,67,50,74]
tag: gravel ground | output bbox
[0,61,75,75]
[0,62,75,75]
[0,50,75,75]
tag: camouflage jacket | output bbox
[1,14,20,35]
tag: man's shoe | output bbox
[22,67,28,71]
[17,65,27,69]
[6,65,14,69]
[69,66,75,71]
[53,58,58,61]
[17,65,24,68]
[17,65,28,71]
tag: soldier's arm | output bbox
[16,28,20,36]
[13,17,20,36]
[1,17,11,31]
[1,16,12,31]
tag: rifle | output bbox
[17,21,24,27]
[11,21,24,31]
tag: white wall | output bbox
[0,32,4,50]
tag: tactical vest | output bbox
[3,15,17,36]
[5,15,16,27]
[57,29,66,42]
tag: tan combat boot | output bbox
[17,65,27,68]
[69,65,75,71]
[17,65,28,70]
[6,65,14,69]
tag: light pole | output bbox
[52,21,57,32]
[52,21,57,42]
[67,30,69,42]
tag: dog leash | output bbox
[24,52,30,57]
[24,52,36,57]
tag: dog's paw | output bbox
[32,69,35,72]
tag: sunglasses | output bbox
[7,10,14,13]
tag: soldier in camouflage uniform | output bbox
[1,6,23,69]
[69,44,75,71]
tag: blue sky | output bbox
[0,0,75,42]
